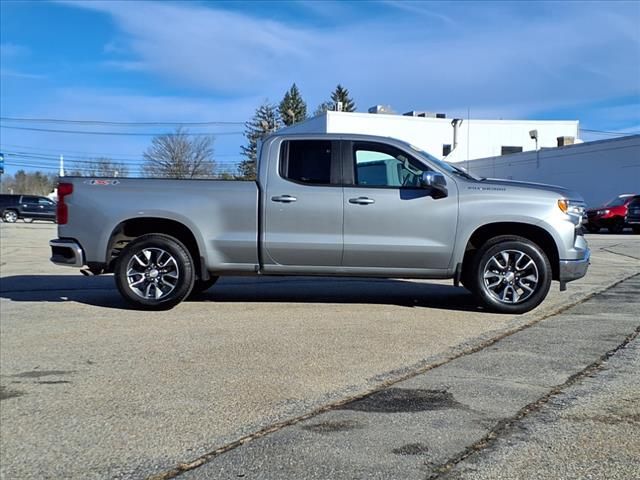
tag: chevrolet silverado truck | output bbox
[49,133,590,313]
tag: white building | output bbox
[281,110,580,163]
[464,134,640,208]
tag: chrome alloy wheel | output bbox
[482,249,539,304]
[126,248,180,300]
[3,210,18,223]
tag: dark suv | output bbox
[0,194,57,223]
[625,195,640,234]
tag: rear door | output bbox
[20,196,41,218]
[262,139,343,268]
[341,140,458,270]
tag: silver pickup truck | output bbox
[50,133,589,313]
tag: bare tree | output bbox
[143,127,215,178]
[67,158,130,177]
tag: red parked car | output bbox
[585,193,637,233]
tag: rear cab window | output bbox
[279,140,340,185]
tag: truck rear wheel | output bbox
[468,235,552,314]
[114,234,195,310]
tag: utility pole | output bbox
[59,155,65,177]
[0,153,4,193]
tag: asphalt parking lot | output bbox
[1,223,639,479]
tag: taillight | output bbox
[57,182,73,225]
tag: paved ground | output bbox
[0,223,639,479]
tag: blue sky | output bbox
[1,0,639,176]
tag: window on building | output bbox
[280,140,333,185]
[501,146,523,155]
[442,144,452,157]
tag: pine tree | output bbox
[314,101,335,116]
[330,84,356,112]
[279,83,307,126]
[239,102,280,179]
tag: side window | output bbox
[38,198,54,205]
[353,143,428,188]
[280,140,333,185]
[22,196,39,205]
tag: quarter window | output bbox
[353,143,428,188]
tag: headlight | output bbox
[597,209,610,215]
[558,199,586,224]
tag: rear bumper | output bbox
[559,248,590,283]
[50,239,85,267]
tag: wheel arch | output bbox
[105,217,207,279]
[461,222,560,280]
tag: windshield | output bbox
[407,143,482,181]
[605,196,631,207]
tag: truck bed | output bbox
[59,177,259,272]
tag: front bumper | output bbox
[559,248,590,284]
[50,239,85,267]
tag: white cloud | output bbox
[60,0,639,120]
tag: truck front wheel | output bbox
[468,235,552,314]
[114,234,195,310]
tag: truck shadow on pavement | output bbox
[0,275,483,312]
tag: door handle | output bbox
[271,195,297,203]
[349,197,375,205]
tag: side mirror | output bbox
[420,171,448,198]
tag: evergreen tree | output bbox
[330,84,356,112]
[239,102,280,179]
[279,83,307,126]
[314,101,335,116]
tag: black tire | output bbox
[468,235,552,314]
[608,220,624,234]
[585,224,599,233]
[2,210,18,223]
[633,226,640,235]
[189,276,219,297]
[114,234,195,310]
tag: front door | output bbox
[342,141,458,270]
[263,139,343,268]
[20,196,41,218]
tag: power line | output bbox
[0,125,244,136]
[2,150,243,166]
[581,128,640,135]
[0,116,245,126]
[0,142,243,159]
